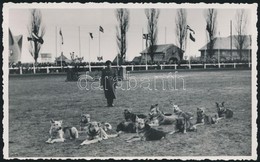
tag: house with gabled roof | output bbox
[199,35,251,61]
[137,44,183,64]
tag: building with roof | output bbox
[55,54,72,65]
[137,44,183,64]
[199,35,251,61]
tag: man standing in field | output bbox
[101,60,118,107]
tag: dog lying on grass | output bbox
[216,102,233,119]
[116,109,147,133]
[172,104,194,119]
[126,116,167,143]
[80,121,118,145]
[124,109,147,122]
[195,107,218,126]
[149,104,177,127]
[79,113,112,133]
[46,119,78,144]
[116,121,136,133]
[169,117,197,134]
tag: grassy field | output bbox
[8,70,252,157]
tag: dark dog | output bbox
[116,121,136,133]
[216,102,233,119]
[124,109,147,122]
[169,117,197,134]
[126,117,166,142]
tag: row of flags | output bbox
[59,25,104,44]
[59,25,195,44]
[141,25,196,42]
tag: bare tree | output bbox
[27,9,46,64]
[145,8,160,63]
[175,9,187,62]
[234,9,248,61]
[205,9,217,59]
[115,8,130,66]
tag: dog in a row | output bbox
[46,114,117,145]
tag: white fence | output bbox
[9,63,251,75]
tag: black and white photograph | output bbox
[2,2,258,160]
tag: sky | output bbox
[6,3,255,63]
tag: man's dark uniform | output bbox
[101,66,117,107]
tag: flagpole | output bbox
[230,20,233,61]
[187,30,191,69]
[79,26,81,57]
[218,32,220,68]
[55,26,57,66]
[89,36,91,72]
[142,28,144,50]
[60,28,63,69]
[99,28,100,61]
[165,26,167,44]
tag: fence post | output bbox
[89,65,92,72]
[146,65,148,70]
[33,66,36,74]
[20,67,23,75]
[189,64,191,69]
[131,65,134,71]
[234,63,236,68]
[204,64,206,69]
[218,63,221,68]
[174,64,177,70]
[160,65,163,70]
[249,63,251,68]
[47,67,50,74]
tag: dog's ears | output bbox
[50,119,55,124]
[59,120,63,124]
[221,102,225,106]
[97,122,101,127]
[215,102,219,106]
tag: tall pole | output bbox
[165,26,167,44]
[60,27,63,69]
[89,36,91,72]
[204,32,207,63]
[145,35,148,70]
[142,28,144,50]
[187,30,191,69]
[230,20,233,61]
[79,26,81,57]
[99,29,101,61]
[55,26,57,65]
[218,32,220,68]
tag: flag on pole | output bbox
[89,33,93,39]
[99,26,104,33]
[187,25,195,34]
[143,34,147,39]
[59,28,64,44]
[143,34,151,40]
[189,33,195,42]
